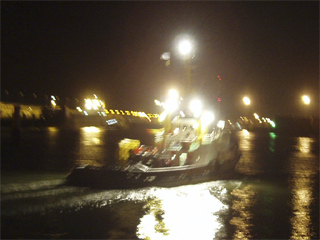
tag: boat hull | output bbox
[66,145,241,189]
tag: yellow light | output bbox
[159,111,168,122]
[243,97,251,105]
[253,113,259,119]
[85,99,92,110]
[84,97,105,111]
[302,95,310,105]
[242,129,250,135]
[93,99,100,106]
[83,126,100,133]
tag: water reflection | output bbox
[289,136,318,240]
[236,130,262,175]
[136,182,233,239]
[76,127,105,166]
[269,132,277,152]
[2,127,319,239]
[230,185,255,240]
[47,126,59,149]
[296,137,312,154]
[82,127,102,145]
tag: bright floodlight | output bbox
[190,99,202,117]
[166,100,179,112]
[169,89,179,99]
[302,95,310,105]
[243,97,251,105]
[178,40,192,56]
[200,111,215,127]
[163,89,179,113]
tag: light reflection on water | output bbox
[1,128,319,239]
[230,185,255,240]
[1,177,242,239]
[295,137,314,154]
[236,130,262,175]
[76,127,105,166]
[289,136,318,240]
[47,126,59,149]
[136,182,235,240]
[82,126,102,145]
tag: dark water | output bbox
[1,127,319,239]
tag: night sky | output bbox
[2,1,319,118]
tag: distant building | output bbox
[0,102,42,119]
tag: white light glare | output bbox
[200,111,215,127]
[243,97,251,105]
[164,100,179,113]
[302,95,310,105]
[154,99,162,106]
[169,89,179,99]
[190,99,202,117]
[180,111,186,118]
[192,122,200,130]
[217,120,225,129]
[164,89,179,113]
[85,98,102,110]
[178,40,192,56]
[158,111,168,123]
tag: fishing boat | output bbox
[67,93,241,189]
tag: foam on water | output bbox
[1,178,241,217]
